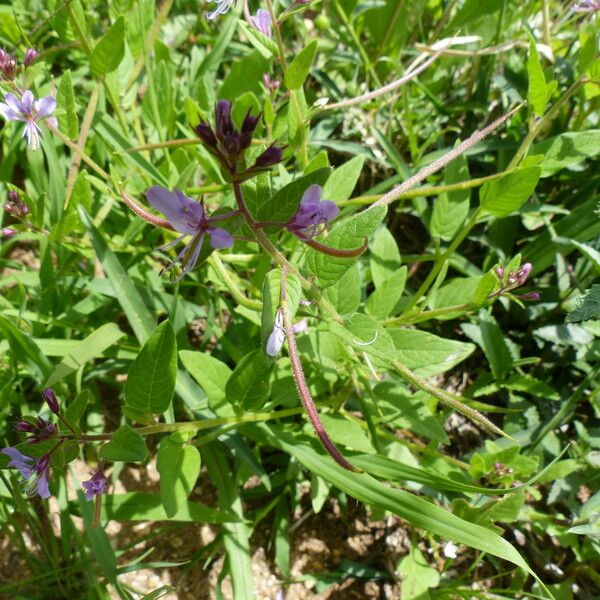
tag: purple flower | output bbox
[82,471,108,501]
[207,0,235,20]
[42,388,60,415]
[146,186,234,280]
[254,145,283,168]
[286,185,339,241]
[252,9,272,38]
[23,48,39,67]
[573,0,600,12]
[1,227,18,238]
[0,90,56,150]
[1,447,51,498]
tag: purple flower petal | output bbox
[0,102,17,121]
[20,90,34,114]
[300,184,322,207]
[35,472,51,499]
[2,447,34,479]
[319,200,339,221]
[146,186,203,235]
[208,227,233,249]
[4,93,22,115]
[252,9,272,38]
[36,95,56,118]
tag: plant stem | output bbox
[209,253,262,310]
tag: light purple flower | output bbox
[146,186,234,280]
[252,9,272,38]
[573,0,600,12]
[207,0,235,20]
[82,471,108,501]
[0,90,56,150]
[286,185,339,241]
[1,447,51,499]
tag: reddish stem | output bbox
[304,237,368,258]
[120,191,174,231]
[281,271,361,473]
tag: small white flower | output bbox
[443,541,458,559]
[266,309,285,357]
[206,0,236,20]
[0,90,56,150]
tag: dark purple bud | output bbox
[254,145,283,168]
[42,388,60,414]
[195,121,218,148]
[23,48,38,67]
[15,421,36,433]
[1,227,17,238]
[240,110,261,149]
[7,190,19,204]
[82,470,108,501]
[517,291,540,301]
[215,100,234,140]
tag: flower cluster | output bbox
[3,190,29,218]
[196,100,283,176]
[0,47,37,80]
[494,262,540,301]
[0,90,56,150]
[1,388,107,501]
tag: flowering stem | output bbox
[281,269,361,472]
[264,0,288,70]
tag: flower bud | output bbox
[7,190,19,204]
[0,48,16,80]
[254,145,283,168]
[516,262,532,285]
[494,267,504,279]
[42,388,60,414]
[23,48,39,67]
[266,309,285,356]
[517,291,540,301]
[1,227,17,238]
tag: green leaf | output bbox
[90,16,125,77]
[284,40,318,90]
[478,310,513,381]
[65,389,91,431]
[323,263,361,315]
[533,130,600,177]
[226,349,273,411]
[238,21,278,58]
[45,323,124,387]
[252,423,546,589]
[307,206,387,288]
[157,436,201,518]
[369,227,401,288]
[99,424,148,462]
[365,266,407,318]
[57,69,79,139]
[179,350,233,416]
[430,153,470,241]
[567,285,600,323]
[101,492,237,523]
[261,269,302,358]
[527,32,547,116]
[0,315,53,381]
[257,168,330,223]
[397,547,440,599]
[203,444,254,600]
[322,156,365,202]
[124,320,177,415]
[388,329,475,377]
[480,167,540,217]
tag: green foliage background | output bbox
[0,0,599,598]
